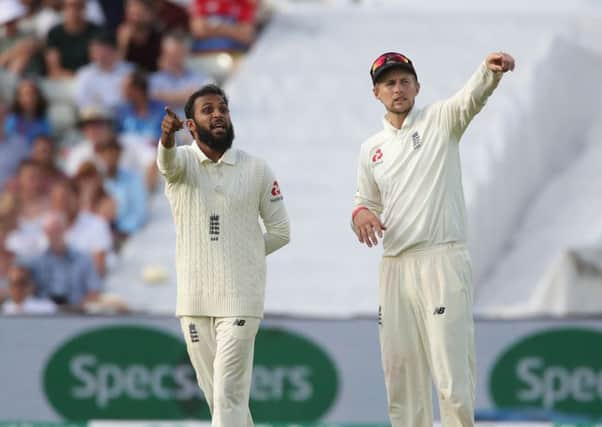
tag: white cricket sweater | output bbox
[355,62,502,256]
[157,142,290,318]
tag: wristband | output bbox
[352,206,369,221]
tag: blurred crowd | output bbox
[0,0,271,315]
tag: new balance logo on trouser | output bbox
[180,316,261,427]
[378,242,475,427]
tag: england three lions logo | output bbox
[270,181,283,202]
[371,148,384,165]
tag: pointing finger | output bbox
[164,106,177,117]
[164,106,183,123]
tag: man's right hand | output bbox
[353,208,386,248]
[161,107,184,148]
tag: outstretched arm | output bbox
[441,52,515,137]
[156,107,185,182]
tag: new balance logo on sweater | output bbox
[412,131,422,150]
[189,323,199,342]
[209,214,220,241]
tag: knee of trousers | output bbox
[213,386,247,410]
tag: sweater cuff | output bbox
[157,139,176,163]
[480,61,503,83]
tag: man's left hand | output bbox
[486,52,515,73]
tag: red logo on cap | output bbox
[372,148,383,163]
[271,181,281,197]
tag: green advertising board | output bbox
[43,325,339,421]
[490,328,602,419]
[0,424,389,427]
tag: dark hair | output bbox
[17,158,40,173]
[128,69,148,93]
[163,30,188,45]
[51,176,79,195]
[11,78,48,119]
[90,30,117,48]
[32,133,54,146]
[127,0,157,10]
[98,137,122,152]
[184,84,229,119]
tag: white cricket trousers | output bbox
[180,316,261,427]
[378,242,475,427]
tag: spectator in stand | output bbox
[18,0,60,39]
[23,0,106,40]
[0,0,40,77]
[28,210,102,309]
[1,263,57,315]
[45,0,102,80]
[65,106,156,188]
[117,69,165,143]
[0,99,29,190]
[4,160,50,259]
[14,159,50,220]
[75,31,133,111]
[29,134,65,192]
[97,138,147,241]
[150,32,209,118]
[73,161,116,226]
[48,178,113,276]
[64,106,115,176]
[189,0,257,55]
[5,78,52,146]
[63,106,113,176]
[116,0,162,72]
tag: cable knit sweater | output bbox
[157,142,290,318]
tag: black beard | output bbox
[195,120,234,153]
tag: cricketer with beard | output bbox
[157,84,290,427]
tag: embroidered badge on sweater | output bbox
[371,148,384,165]
[270,181,283,202]
[209,214,220,241]
[412,131,422,150]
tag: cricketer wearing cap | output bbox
[352,52,515,427]
[157,84,290,426]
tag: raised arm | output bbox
[352,144,386,248]
[259,163,290,255]
[156,107,185,182]
[441,52,515,137]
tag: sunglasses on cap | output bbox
[370,52,417,84]
[371,53,410,73]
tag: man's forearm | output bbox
[160,132,176,148]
